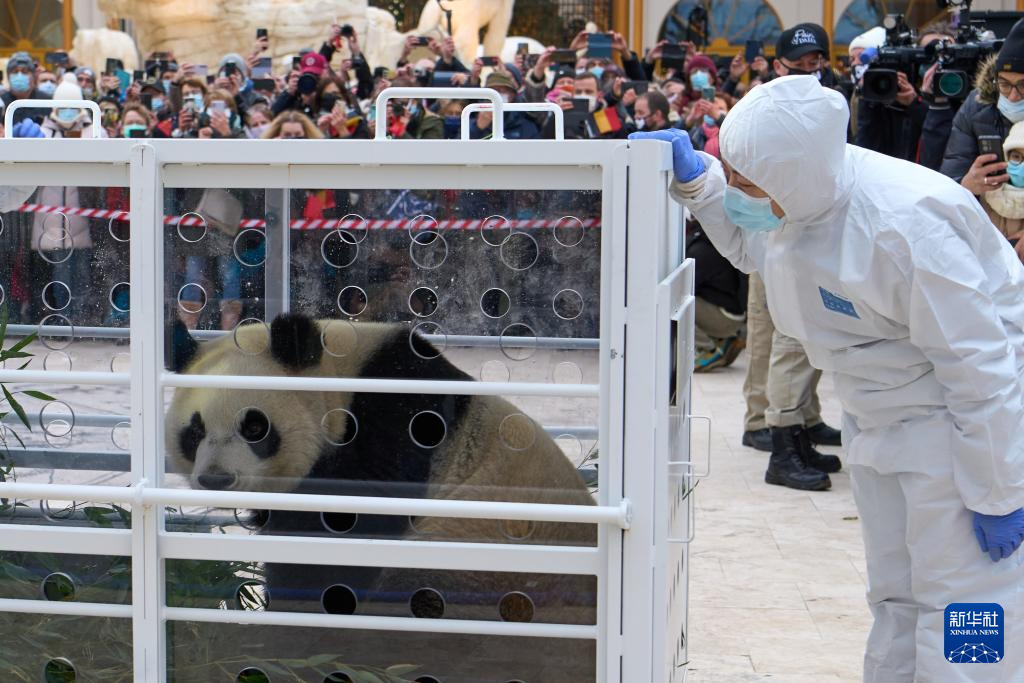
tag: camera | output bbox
[340,24,354,38]
[297,72,319,95]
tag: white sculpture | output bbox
[70,27,141,75]
[97,0,405,73]
[415,0,516,64]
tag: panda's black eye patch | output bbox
[179,412,206,463]
[238,408,281,460]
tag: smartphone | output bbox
[978,135,1005,164]
[432,70,457,87]
[526,54,540,68]
[744,40,763,64]
[209,100,228,115]
[586,33,613,59]
[128,128,146,138]
[133,70,144,83]
[292,56,303,71]
[517,42,529,56]
[662,44,687,71]
[222,62,238,77]
[341,24,354,38]
[144,59,160,76]
[701,86,716,101]
[256,27,268,40]
[415,36,430,46]
[106,58,124,75]
[480,56,500,67]
[623,80,649,95]
[206,75,216,85]
[551,49,578,65]
[193,64,209,77]
[45,51,69,66]
[252,78,275,92]
[141,93,153,110]
[571,97,590,113]
[252,57,272,78]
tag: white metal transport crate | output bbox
[0,107,700,683]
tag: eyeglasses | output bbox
[996,78,1024,97]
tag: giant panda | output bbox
[164,313,596,628]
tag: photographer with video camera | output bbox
[941,18,1024,242]
[853,16,930,162]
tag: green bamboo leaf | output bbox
[21,390,56,402]
[385,664,420,676]
[2,386,31,432]
[4,334,35,356]
[0,305,8,347]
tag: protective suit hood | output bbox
[720,76,851,225]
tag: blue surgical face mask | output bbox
[409,103,420,116]
[443,115,461,139]
[723,185,783,232]
[10,72,32,93]
[123,123,146,138]
[37,80,56,96]
[1009,160,1024,188]
[187,94,205,113]
[999,94,1024,123]
[162,79,173,94]
[590,66,604,80]
[56,108,79,123]
[151,96,165,112]
[690,70,711,90]
[703,114,716,127]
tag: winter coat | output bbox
[939,55,1022,237]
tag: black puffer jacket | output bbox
[940,55,1009,183]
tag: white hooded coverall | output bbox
[670,76,1024,681]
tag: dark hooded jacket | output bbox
[940,55,1020,237]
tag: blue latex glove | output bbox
[973,509,1024,562]
[628,128,705,183]
[12,119,45,139]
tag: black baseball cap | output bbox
[776,23,829,62]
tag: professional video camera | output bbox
[861,1,1001,104]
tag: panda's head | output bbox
[164,314,353,492]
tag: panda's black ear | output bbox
[166,318,200,373]
[270,313,323,371]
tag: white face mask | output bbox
[579,94,597,112]
[634,117,645,130]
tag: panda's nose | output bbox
[197,472,237,490]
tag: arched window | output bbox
[834,0,946,45]
[0,0,69,59]
[658,0,783,46]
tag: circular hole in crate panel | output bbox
[406,214,439,241]
[499,519,536,542]
[555,434,583,461]
[109,282,131,313]
[321,320,358,358]
[0,214,4,237]
[552,361,583,385]
[0,283,4,307]
[415,677,443,683]
[232,318,270,356]
[498,413,537,451]
[234,407,271,444]
[408,287,439,317]
[336,213,369,244]
[409,230,448,270]
[234,508,271,531]
[41,280,72,312]
[176,212,208,243]
[111,420,132,450]
[480,288,511,319]
[233,228,267,267]
[235,667,270,683]
[37,213,74,263]
[321,511,358,534]
[110,352,131,374]
[321,408,358,447]
[43,658,77,683]
[498,591,536,623]
[176,283,208,315]
[108,215,130,243]
[324,674,353,683]
[234,581,269,611]
[499,323,538,362]
[41,499,78,521]
[321,229,360,269]
[321,584,358,615]
[499,231,539,271]
[38,313,74,351]
[552,289,584,321]
[409,322,446,359]
[553,215,586,247]
[480,359,510,382]
[409,587,446,619]
[409,411,446,449]
[40,401,75,438]
[41,572,77,602]
[42,351,72,373]
[480,214,511,247]
[337,285,368,317]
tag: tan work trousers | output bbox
[743,272,822,430]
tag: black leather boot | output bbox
[765,426,832,491]
[797,427,842,473]
[806,421,842,446]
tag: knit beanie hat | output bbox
[1004,120,1024,155]
[687,54,716,75]
[997,18,1024,73]
[53,73,84,102]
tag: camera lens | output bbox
[938,71,965,98]
[298,73,318,95]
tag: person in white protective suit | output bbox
[0,186,35,213]
[632,76,1024,681]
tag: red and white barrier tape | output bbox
[14,204,600,231]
